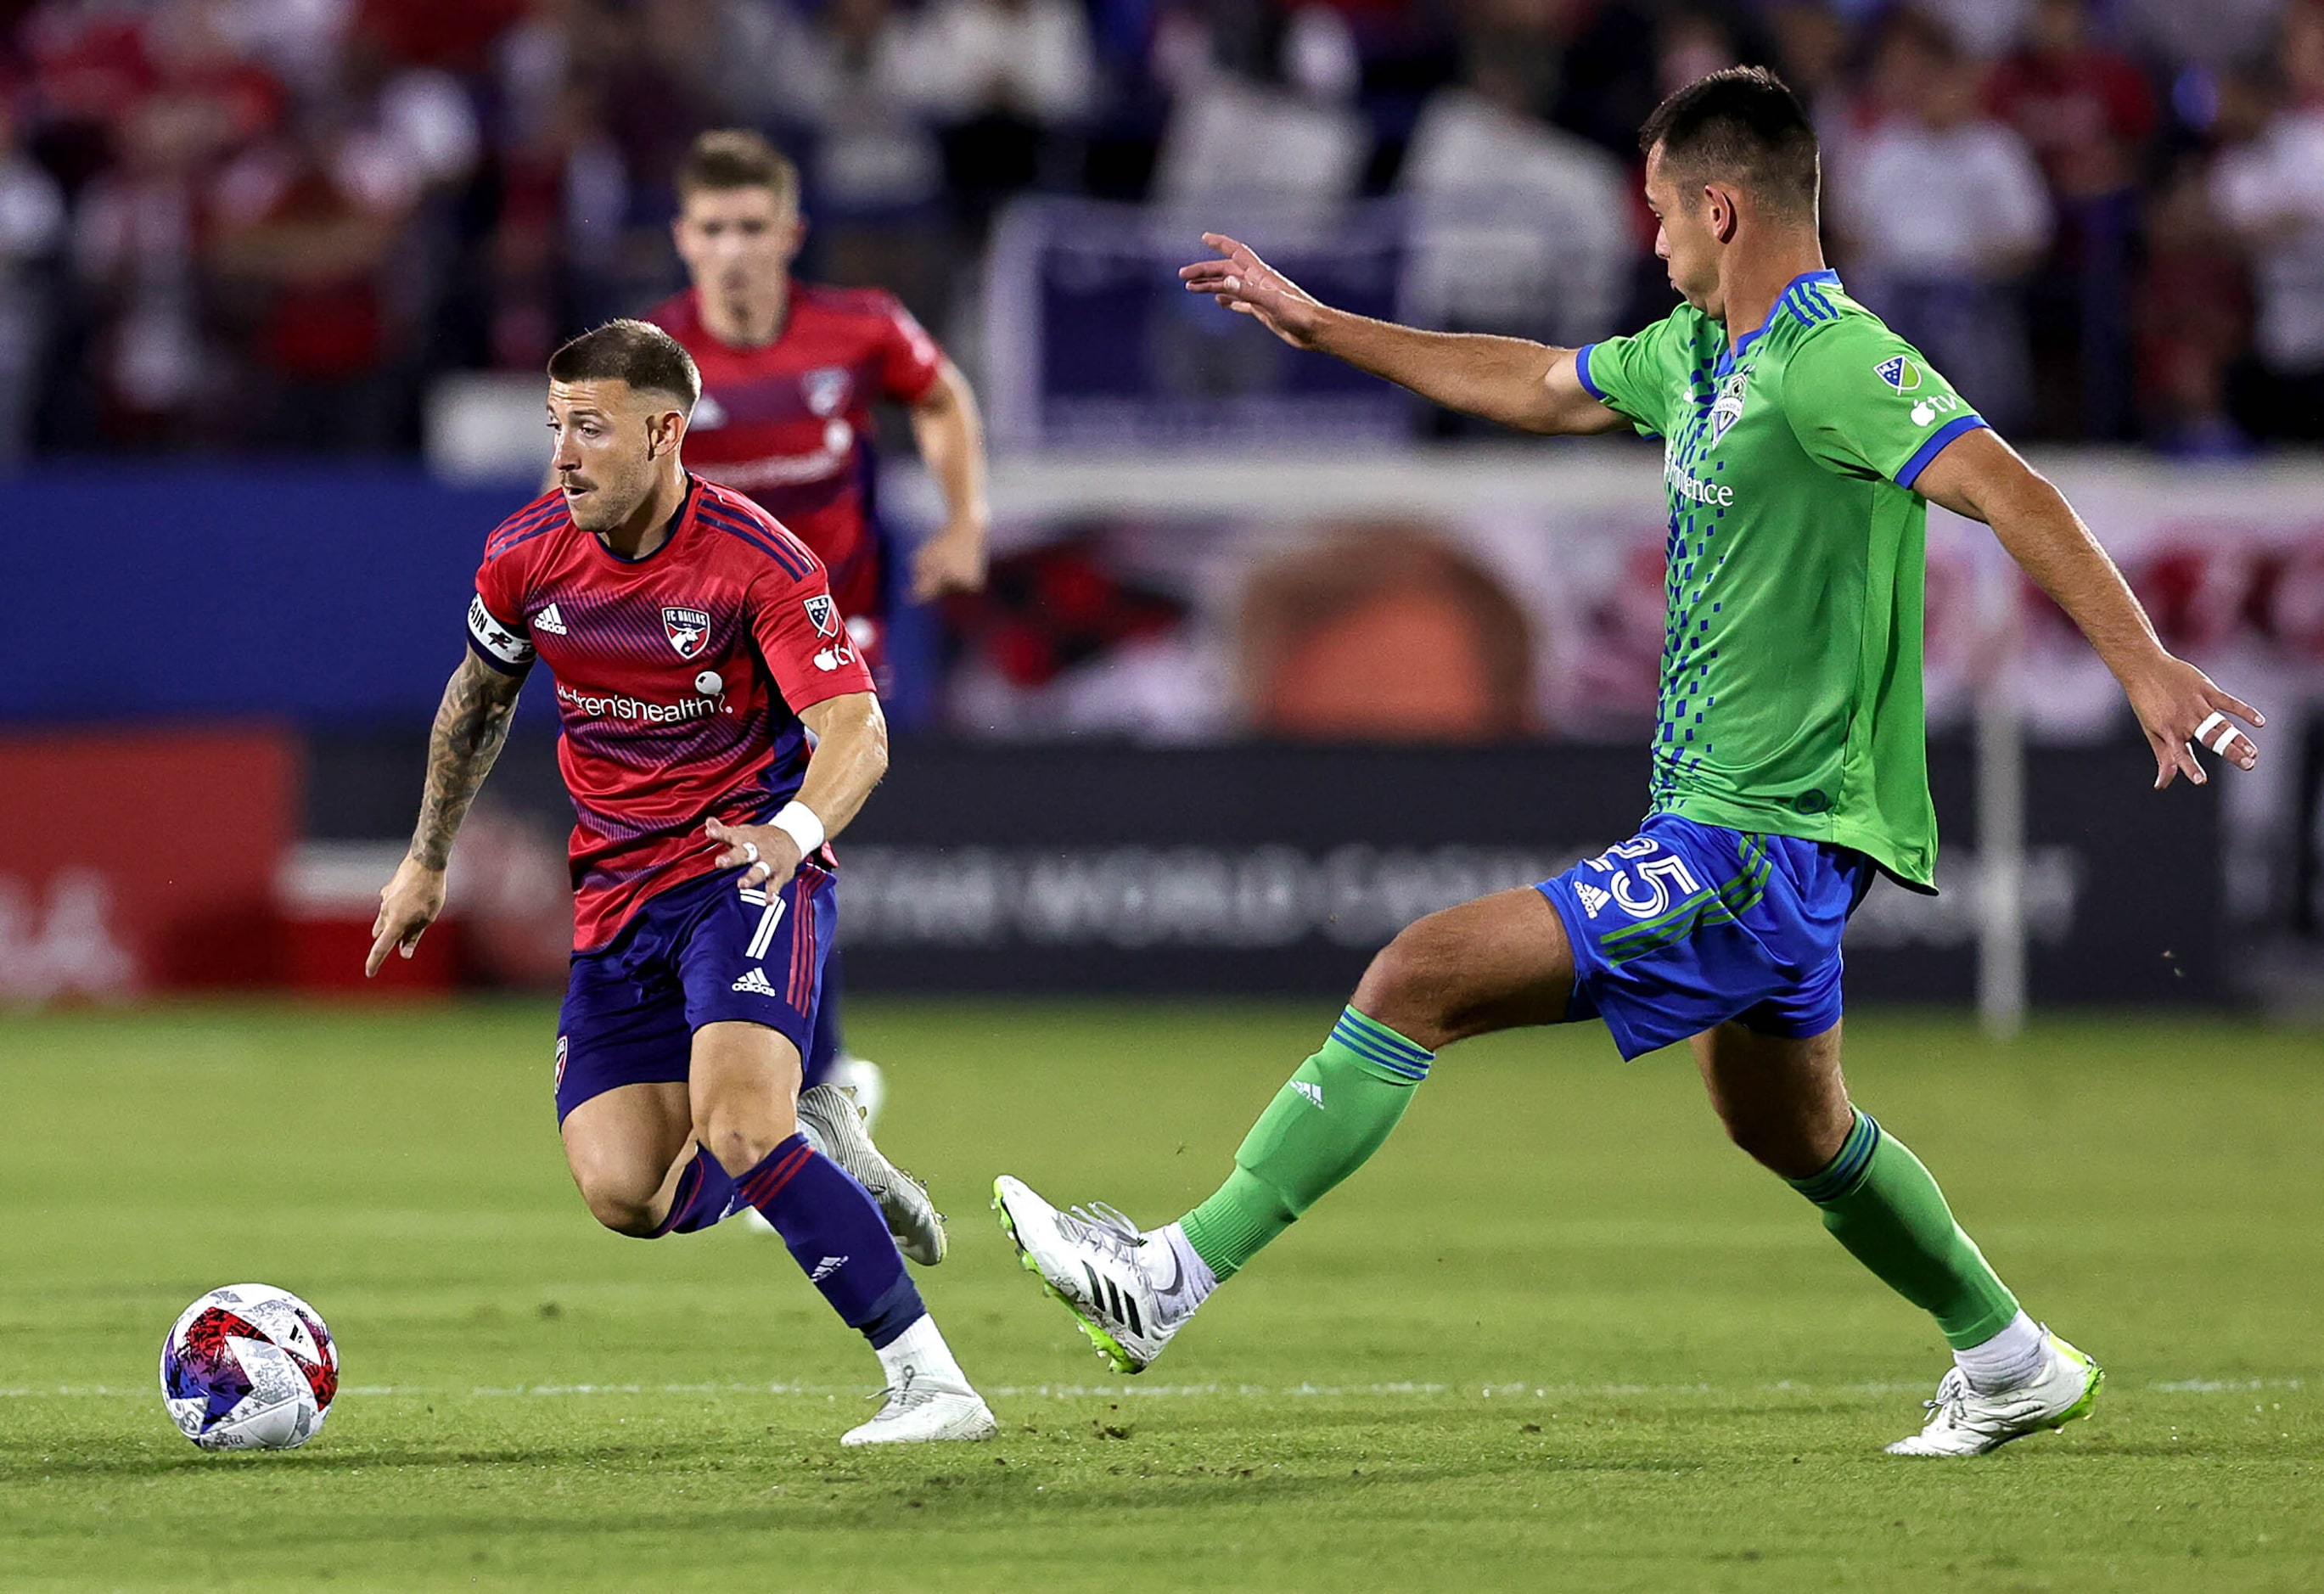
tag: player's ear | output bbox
[1705,183,1739,245]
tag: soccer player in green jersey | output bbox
[992,68,2268,1456]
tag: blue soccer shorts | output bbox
[554,860,839,1123]
[1534,813,1878,1060]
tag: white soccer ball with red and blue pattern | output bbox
[160,1284,338,1451]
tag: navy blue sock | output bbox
[653,1147,737,1237]
[733,1134,923,1347]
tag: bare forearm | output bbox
[1310,307,1580,433]
[1179,233,1615,434]
[911,367,990,530]
[1915,426,2264,789]
[409,656,523,868]
[1979,471,2162,681]
[794,694,889,840]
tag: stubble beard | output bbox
[565,475,642,535]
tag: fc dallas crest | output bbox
[663,606,710,659]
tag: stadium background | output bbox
[3,0,2322,1589]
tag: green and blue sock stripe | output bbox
[1328,1008,1434,1083]
[1788,1109,1882,1204]
[1598,833,1773,966]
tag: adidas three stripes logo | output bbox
[1081,1263,1143,1337]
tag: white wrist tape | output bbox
[2193,711,2237,755]
[770,800,826,857]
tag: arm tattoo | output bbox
[409,656,524,869]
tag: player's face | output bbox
[1644,146,1723,319]
[673,186,805,310]
[547,379,679,533]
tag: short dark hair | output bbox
[547,319,702,412]
[1638,66,1820,218]
[676,128,800,210]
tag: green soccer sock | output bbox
[1176,1007,1432,1280]
[1790,1109,2021,1350]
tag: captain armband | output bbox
[467,594,537,673]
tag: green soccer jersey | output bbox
[1575,269,1984,890]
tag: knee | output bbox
[1351,912,1463,1048]
[576,1178,663,1238]
[693,1101,794,1178]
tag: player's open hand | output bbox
[2124,654,2264,789]
[706,816,799,890]
[367,856,447,977]
[1178,233,1328,348]
[910,520,988,602]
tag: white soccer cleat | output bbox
[795,1083,946,1265]
[1885,1331,2104,1456]
[839,1371,998,1446]
[827,1054,887,1133]
[991,1175,1184,1374]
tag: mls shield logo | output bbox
[1876,354,1923,393]
[663,606,711,659]
[803,594,838,637]
[1708,370,1750,445]
[802,366,852,418]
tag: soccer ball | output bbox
[160,1284,338,1451]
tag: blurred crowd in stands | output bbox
[0,0,2320,461]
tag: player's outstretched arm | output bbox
[1914,428,2265,790]
[1178,233,1625,436]
[707,691,889,890]
[368,653,525,975]
[907,360,991,601]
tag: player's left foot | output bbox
[1884,1330,2104,1456]
[839,1371,999,1446]
[797,1083,946,1266]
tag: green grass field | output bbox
[3,1000,2320,1592]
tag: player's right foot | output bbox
[797,1084,946,1266]
[839,1370,998,1446]
[1884,1331,2104,1456]
[991,1175,1184,1373]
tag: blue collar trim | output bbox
[1717,269,1841,375]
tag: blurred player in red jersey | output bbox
[654,129,989,681]
[366,322,996,1445]
[651,128,991,1131]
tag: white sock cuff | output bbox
[877,1312,967,1386]
[1953,1309,2046,1395]
[1159,1221,1220,1309]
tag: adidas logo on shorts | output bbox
[810,1254,849,1281]
[731,967,777,996]
[1293,1080,1324,1109]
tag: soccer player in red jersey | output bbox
[654,129,990,683]
[651,128,991,1125]
[366,321,996,1445]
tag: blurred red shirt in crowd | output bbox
[1984,0,2156,200]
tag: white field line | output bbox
[1,1378,2304,1400]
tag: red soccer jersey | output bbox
[467,476,877,951]
[647,282,946,659]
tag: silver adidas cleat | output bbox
[840,1370,998,1446]
[797,1083,946,1266]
